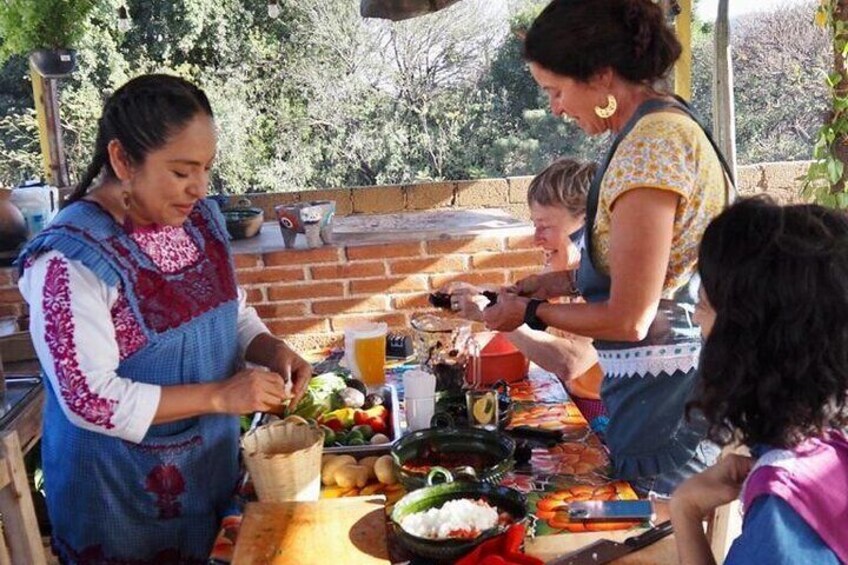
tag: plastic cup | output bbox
[405,395,436,431]
[344,322,388,386]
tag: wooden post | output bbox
[673,0,693,100]
[712,0,738,181]
[29,62,70,188]
[832,0,848,193]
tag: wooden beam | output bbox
[712,0,738,182]
[28,65,52,183]
[674,0,693,100]
[28,62,70,188]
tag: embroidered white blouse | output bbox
[19,224,268,444]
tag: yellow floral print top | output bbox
[591,111,728,298]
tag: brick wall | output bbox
[222,161,813,223]
[2,160,813,352]
[0,231,541,353]
[234,232,541,351]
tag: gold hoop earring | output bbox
[594,94,617,119]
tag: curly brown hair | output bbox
[523,0,681,84]
[689,197,848,448]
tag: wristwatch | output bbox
[524,299,548,331]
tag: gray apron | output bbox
[576,97,735,480]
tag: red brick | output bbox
[311,296,388,315]
[268,282,345,301]
[254,303,308,319]
[236,267,305,285]
[506,235,537,250]
[263,247,341,266]
[346,242,423,260]
[389,256,466,275]
[426,237,503,255]
[429,271,508,289]
[0,288,23,304]
[509,268,541,283]
[267,318,331,336]
[311,262,385,280]
[330,313,408,332]
[244,288,265,303]
[350,276,428,295]
[233,253,262,269]
[471,250,545,270]
[390,293,431,309]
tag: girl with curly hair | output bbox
[671,197,848,564]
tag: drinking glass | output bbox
[344,322,388,386]
[466,389,498,430]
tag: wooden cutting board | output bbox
[232,496,391,565]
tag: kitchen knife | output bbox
[545,520,673,565]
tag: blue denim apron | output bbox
[19,200,241,564]
[576,98,734,487]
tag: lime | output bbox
[472,396,495,425]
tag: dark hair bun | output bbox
[523,0,681,83]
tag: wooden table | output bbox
[217,361,680,564]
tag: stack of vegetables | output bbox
[290,372,392,447]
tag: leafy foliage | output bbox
[0,0,96,61]
[0,0,829,193]
[803,0,848,208]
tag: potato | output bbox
[374,455,396,485]
[334,464,370,489]
[358,456,379,479]
[322,455,356,486]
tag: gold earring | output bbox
[594,94,617,119]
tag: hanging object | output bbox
[117,5,131,33]
[360,0,463,22]
[267,0,281,19]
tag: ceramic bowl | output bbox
[391,426,515,491]
[222,206,264,240]
[390,467,527,561]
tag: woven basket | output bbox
[241,416,324,502]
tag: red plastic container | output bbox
[467,331,529,385]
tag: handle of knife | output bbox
[624,520,673,549]
[508,425,563,441]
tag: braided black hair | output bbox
[68,74,213,203]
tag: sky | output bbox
[695,0,813,21]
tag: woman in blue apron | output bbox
[483,0,734,497]
[17,74,312,563]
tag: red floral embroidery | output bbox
[145,464,186,519]
[124,209,238,333]
[111,291,147,360]
[130,225,200,273]
[43,257,118,428]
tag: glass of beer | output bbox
[344,322,388,387]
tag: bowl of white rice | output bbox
[390,467,527,560]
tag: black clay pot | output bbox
[391,426,515,491]
[0,189,28,267]
[29,49,77,78]
[390,468,528,561]
[222,197,264,240]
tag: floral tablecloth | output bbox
[208,352,642,564]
